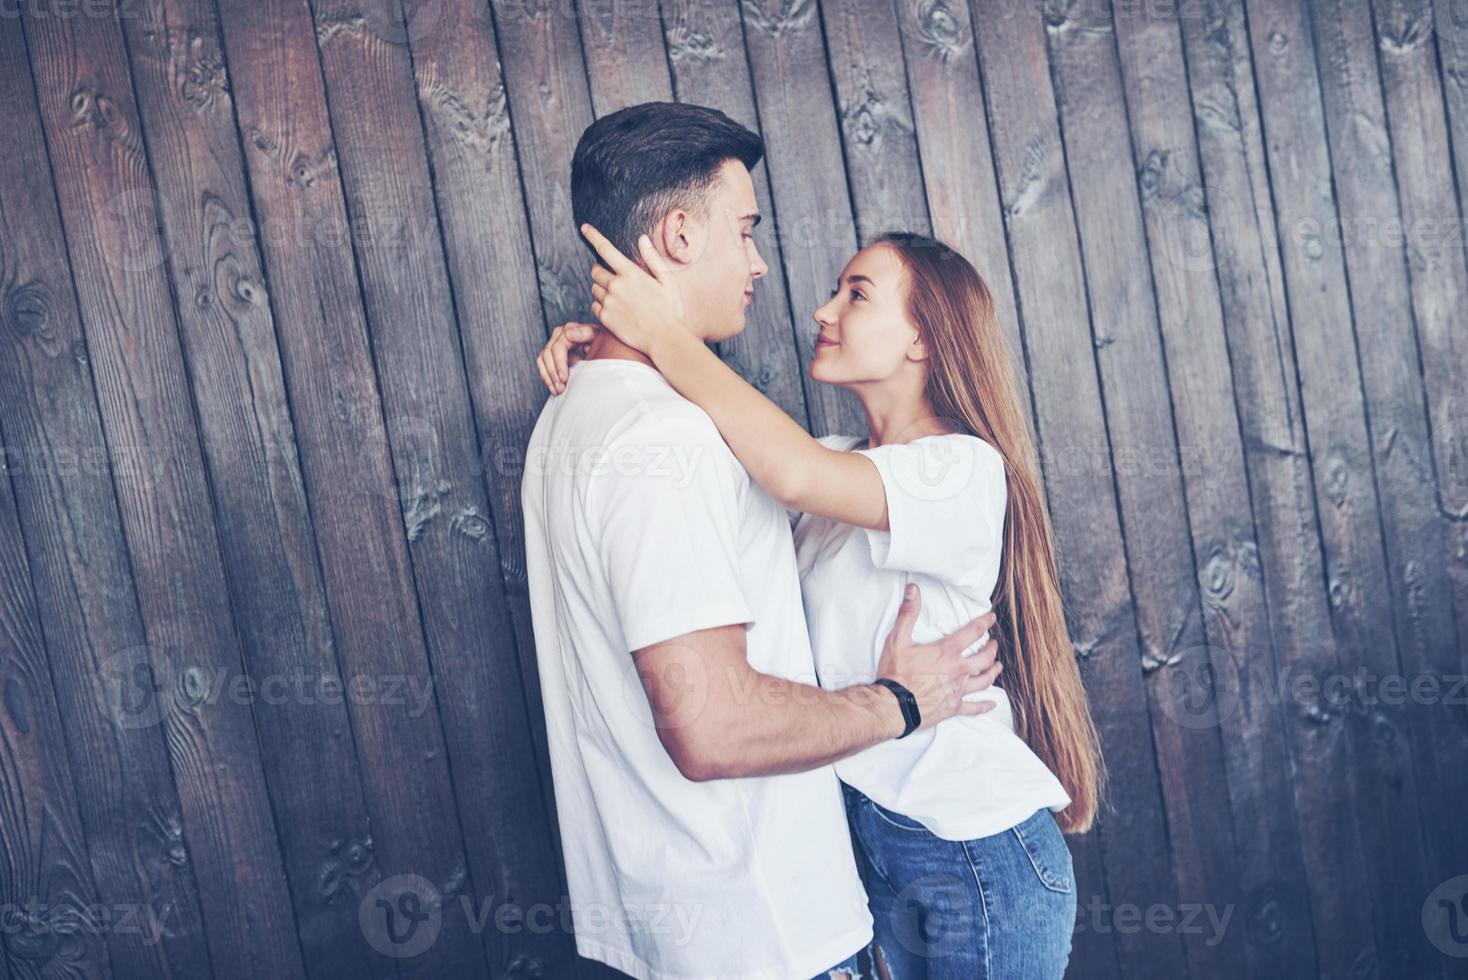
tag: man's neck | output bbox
[585,331,655,367]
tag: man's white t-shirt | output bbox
[794,433,1072,842]
[521,359,872,980]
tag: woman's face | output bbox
[808,243,924,386]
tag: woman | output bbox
[538,226,1105,979]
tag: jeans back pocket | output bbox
[1010,809,1074,894]
[866,797,932,834]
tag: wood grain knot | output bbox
[3,675,31,735]
[505,952,546,978]
[667,25,719,64]
[3,280,52,340]
[318,834,377,901]
[912,1,967,61]
[1248,884,1287,943]
[740,0,815,39]
[451,508,490,541]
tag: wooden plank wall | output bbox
[0,0,1464,977]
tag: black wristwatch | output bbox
[873,678,921,739]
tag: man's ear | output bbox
[656,209,700,268]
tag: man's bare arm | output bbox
[635,584,1001,781]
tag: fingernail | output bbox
[905,583,916,598]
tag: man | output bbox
[521,102,1000,980]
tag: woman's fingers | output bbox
[540,329,561,390]
[552,332,570,385]
[591,263,612,288]
[580,223,636,274]
[636,234,675,284]
[537,322,602,395]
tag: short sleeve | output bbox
[858,435,1006,587]
[588,410,755,652]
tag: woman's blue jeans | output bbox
[839,782,1076,979]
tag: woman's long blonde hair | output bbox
[876,231,1106,834]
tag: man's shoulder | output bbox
[608,395,723,450]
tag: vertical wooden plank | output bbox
[966,4,1186,976]
[659,0,812,426]
[1111,4,1319,976]
[819,0,931,241]
[890,0,1025,369]
[1311,0,1468,929]
[738,0,864,436]
[1176,2,1378,974]
[209,0,491,975]
[0,448,112,980]
[1042,3,1249,976]
[577,0,674,111]
[487,0,597,334]
[1415,1,1468,645]
[18,2,309,975]
[0,16,215,978]
[1244,1,1435,973]
[400,0,571,881]
[112,2,392,973]
[305,1,580,975]
[1430,0,1468,661]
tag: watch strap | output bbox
[873,677,921,738]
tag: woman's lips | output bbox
[815,335,839,348]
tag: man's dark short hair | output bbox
[571,102,764,260]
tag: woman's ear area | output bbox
[906,325,931,362]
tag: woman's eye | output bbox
[850,289,865,301]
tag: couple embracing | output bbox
[521,102,1104,980]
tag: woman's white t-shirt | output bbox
[792,433,1072,841]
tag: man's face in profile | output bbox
[662,159,769,342]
